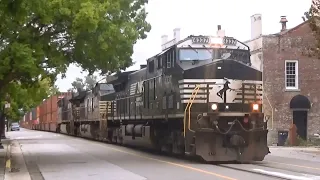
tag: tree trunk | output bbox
[0,102,7,138]
[0,111,5,139]
[0,110,5,148]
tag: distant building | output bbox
[245,14,320,145]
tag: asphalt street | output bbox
[4,129,320,180]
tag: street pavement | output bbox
[3,128,320,180]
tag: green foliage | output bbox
[49,85,60,96]
[308,0,320,58]
[1,77,54,121]
[71,74,98,92]
[0,0,151,97]
[284,134,320,146]
[71,77,86,92]
[0,0,150,122]
[84,75,98,90]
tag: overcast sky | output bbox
[55,0,312,92]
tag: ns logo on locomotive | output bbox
[56,25,270,163]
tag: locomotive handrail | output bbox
[188,86,200,133]
[183,84,200,137]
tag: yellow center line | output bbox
[265,160,320,170]
[74,138,237,180]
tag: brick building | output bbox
[245,14,320,145]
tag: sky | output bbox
[55,0,312,92]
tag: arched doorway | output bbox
[289,95,311,140]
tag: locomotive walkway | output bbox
[2,129,320,180]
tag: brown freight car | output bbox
[43,100,47,131]
[45,97,51,131]
[36,106,40,129]
[39,100,46,131]
[25,92,71,132]
[34,105,40,130]
[42,93,71,132]
[30,106,40,130]
[25,111,30,129]
[50,95,59,132]
[21,114,27,129]
[31,107,37,130]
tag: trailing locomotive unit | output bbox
[58,26,269,162]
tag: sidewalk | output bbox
[0,139,11,180]
[269,146,320,162]
[3,139,31,180]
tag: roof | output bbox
[69,91,87,103]
[267,20,310,36]
[244,17,320,43]
[107,70,137,85]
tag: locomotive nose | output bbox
[229,134,246,146]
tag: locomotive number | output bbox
[223,37,237,46]
[192,36,210,44]
[208,152,215,156]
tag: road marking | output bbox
[15,135,43,140]
[265,161,320,171]
[104,146,236,180]
[253,169,320,180]
[5,144,11,171]
[75,139,236,180]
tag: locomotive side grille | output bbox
[233,84,263,104]
[105,101,117,114]
[130,83,137,95]
[179,79,263,104]
[179,83,215,103]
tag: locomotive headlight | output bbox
[211,103,218,110]
[225,105,229,109]
[253,104,259,111]
[210,37,223,44]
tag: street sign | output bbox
[4,102,10,109]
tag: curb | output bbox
[5,143,11,173]
[4,140,32,180]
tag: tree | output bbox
[308,0,320,58]
[2,77,54,122]
[71,77,85,92]
[0,0,151,100]
[0,77,53,143]
[49,85,60,96]
[303,12,311,21]
[84,75,98,90]
[71,74,98,92]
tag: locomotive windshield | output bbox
[179,47,251,65]
[178,36,251,66]
[215,48,251,65]
[100,83,114,91]
[179,48,212,61]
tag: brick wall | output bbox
[262,21,320,144]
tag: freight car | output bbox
[53,26,270,163]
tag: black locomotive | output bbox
[57,30,269,162]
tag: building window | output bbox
[285,60,298,89]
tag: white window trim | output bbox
[285,60,299,90]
